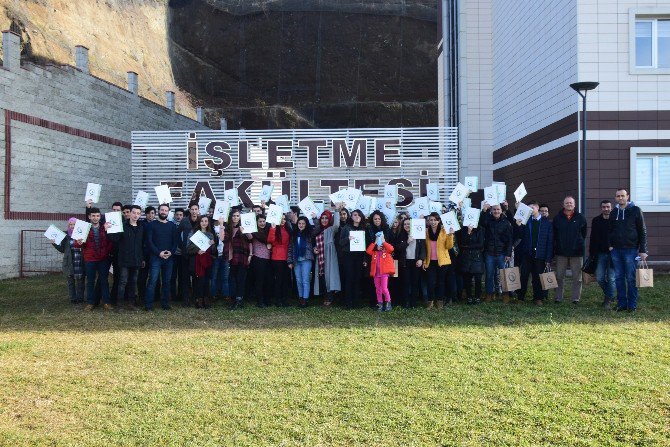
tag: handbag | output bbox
[539,264,558,290]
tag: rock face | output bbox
[168,0,438,129]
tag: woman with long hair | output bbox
[423,212,455,309]
[337,209,368,309]
[267,213,292,307]
[393,218,426,307]
[312,206,342,306]
[224,208,252,309]
[287,216,314,307]
[457,223,485,304]
[246,213,272,307]
[186,215,216,308]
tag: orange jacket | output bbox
[366,241,395,276]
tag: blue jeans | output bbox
[210,257,230,297]
[85,260,110,305]
[610,248,638,310]
[294,259,312,299]
[595,252,616,300]
[485,254,506,294]
[145,256,174,309]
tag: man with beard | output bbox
[144,204,178,310]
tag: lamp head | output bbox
[570,81,599,93]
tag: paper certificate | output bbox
[357,196,377,216]
[154,184,173,204]
[448,182,470,206]
[410,218,426,239]
[72,219,92,242]
[384,184,398,205]
[349,230,365,251]
[198,196,212,215]
[426,183,440,201]
[266,204,283,226]
[314,201,325,217]
[514,203,532,225]
[514,183,527,202]
[298,196,319,218]
[189,230,211,252]
[430,201,442,213]
[259,185,274,202]
[134,190,149,209]
[462,207,480,228]
[105,211,123,234]
[343,188,362,211]
[44,225,66,245]
[213,200,231,221]
[275,195,290,213]
[464,176,479,192]
[441,211,461,233]
[381,204,396,226]
[462,198,472,209]
[483,186,498,205]
[329,189,346,206]
[224,188,240,206]
[167,210,175,222]
[85,183,101,203]
[415,197,430,217]
[240,212,258,234]
[493,183,507,204]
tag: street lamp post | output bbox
[570,81,599,219]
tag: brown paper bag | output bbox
[393,259,399,278]
[582,271,596,285]
[539,266,558,290]
[499,265,521,292]
[636,260,653,288]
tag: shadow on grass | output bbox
[0,274,668,332]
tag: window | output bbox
[635,19,670,68]
[631,148,670,211]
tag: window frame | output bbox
[630,147,670,212]
[629,8,670,74]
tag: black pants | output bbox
[229,264,248,299]
[462,272,482,300]
[110,257,120,305]
[342,252,365,308]
[400,259,422,307]
[519,255,548,300]
[117,266,139,304]
[194,269,212,302]
[171,254,181,301]
[445,264,457,301]
[250,257,272,305]
[137,260,150,300]
[178,254,192,304]
[272,260,290,306]
[425,263,446,301]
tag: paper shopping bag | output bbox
[539,266,558,290]
[498,265,520,292]
[582,271,596,285]
[636,261,654,288]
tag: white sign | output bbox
[426,183,440,201]
[410,218,426,239]
[259,185,274,202]
[84,183,102,203]
[198,196,212,215]
[349,230,366,251]
[240,212,258,234]
[44,225,66,245]
[376,197,396,224]
[167,210,175,222]
[430,201,442,213]
[356,196,377,216]
[224,188,240,206]
[448,182,470,206]
[343,188,362,211]
[298,196,319,218]
[265,204,284,226]
[514,183,527,202]
[462,207,480,228]
[441,211,461,233]
[514,203,533,225]
[314,200,325,216]
[134,190,149,209]
[213,200,231,221]
[494,183,507,204]
[384,184,398,205]
[104,211,123,234]
[464,176,479,192]
[275,194,290,213]
[72,219,92,242]
[154,184,173,204]
[483,186,498,205]
[189,230,212,252]
[329,189,346,206]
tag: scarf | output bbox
[295,231,307,258]
[67,217,77,236]
[316,210,332,275]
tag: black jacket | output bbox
[589,214,611,255]
[392,230,427,263]
[108,221,144,268]
[609,203,647,253]
[457,227,484,274]
[552,210,587,257]
[481,212,513,257]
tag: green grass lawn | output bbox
[0,275,669,447]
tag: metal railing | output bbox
[20,230,62,277]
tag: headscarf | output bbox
[319,210,333,228]
[67,217,77,236]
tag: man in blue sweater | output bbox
[144,204,178,310]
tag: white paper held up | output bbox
[240,212,258,234]
[514,203,533,225]
[265,204,284,226]
[514,183,527,202]
[85,183,102,203]
[133,190,149,209]
[410,219,426,239]
[349,230,366,251]
[105,211,123,234]
[441,211,461,233]
[154,184,173,204]
[44,225,66,245]
[189,230,211,252]
[72,219,92,242]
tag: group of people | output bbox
[50,188,648,313]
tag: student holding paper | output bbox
[177,202,201,306]
[224,209,252,309]
[338,210,368,309]
[480,203,513,302]
[393,218,426,308]
[144,204,179,311]
[210,216,231,305]
[515,201,553,305]
[245,214,272,307]
[456,223,485,305]
[423,212,455,309]
[50,217,85,304]
[186,216,216,309]
[312,208,342,306]
[288,216,315,307]
[78,207,114,311]
[366,232,395,311]
[267,214,292,307]
[106,205,145,310]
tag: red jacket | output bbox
[81,225,113,262]
[267,225,290,261]
[366,241,395,277]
